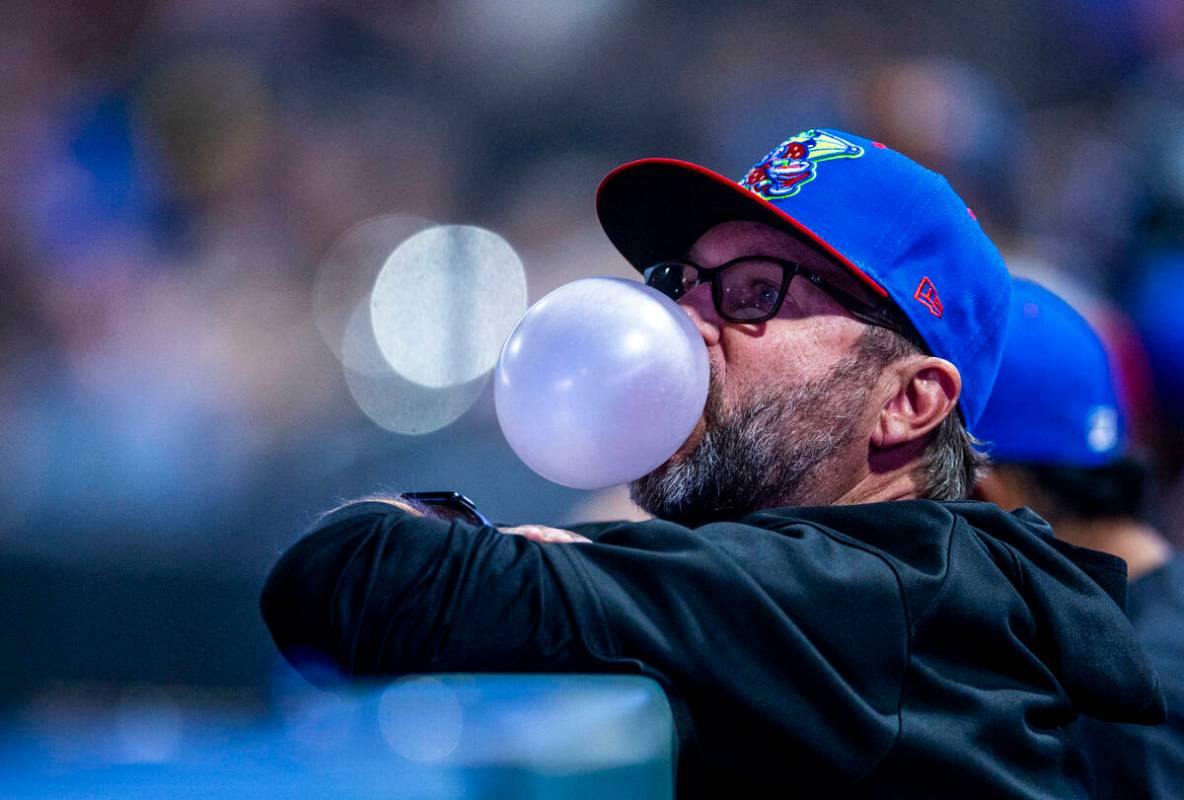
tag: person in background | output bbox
[975,277,1184,798]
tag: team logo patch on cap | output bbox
[914,276,944,318]
[740,130,864,200]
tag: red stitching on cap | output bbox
[914,277,944,318]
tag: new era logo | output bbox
[914,277,943,318]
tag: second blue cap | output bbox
[975,278,1125,467]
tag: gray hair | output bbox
[856,325,987,501]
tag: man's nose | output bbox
[678,284,722,347]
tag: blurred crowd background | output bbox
[2,0,1184,771]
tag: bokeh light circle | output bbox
[313,214,433,374]
[112,687,184,764]
[370,225,527,388]
[341,300,489,435]
[378,676,464,763]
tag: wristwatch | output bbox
[400,491,493,527]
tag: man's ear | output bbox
[871,356,961,449]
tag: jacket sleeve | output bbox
[539,516,911,790]
[259,502,596,681]
[260,502,909,789]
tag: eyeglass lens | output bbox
[645,260,788,322]
[645,263,700,302]
[717,259,785,320]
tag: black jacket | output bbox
[260,500,1165,798]
[1074,552,1184,798]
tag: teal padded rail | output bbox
[0,674,676,799]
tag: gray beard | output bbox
[628,355,873,526]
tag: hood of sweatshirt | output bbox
[745,499,1166,725]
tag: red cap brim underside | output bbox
[595,158,887,298]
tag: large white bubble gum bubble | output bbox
[495,277,709,490]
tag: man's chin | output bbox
[628,416,710,523]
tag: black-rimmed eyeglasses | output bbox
[643,256,907,333]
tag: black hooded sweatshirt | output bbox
[260,500,1165,798]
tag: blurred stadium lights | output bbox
[282,688,360,754]
[370,225,527,389]
[313,214,434,374]
[378,676,465,763]
[341,298,490,435]
[316,219,526,436]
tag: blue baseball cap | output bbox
[975,278,1126,467]
[596,128,1011,429]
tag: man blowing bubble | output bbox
[261,129,1164,797]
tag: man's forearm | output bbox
[260,502,454,680]
[260,501,591,682]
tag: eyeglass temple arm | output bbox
[801,270,906,334]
